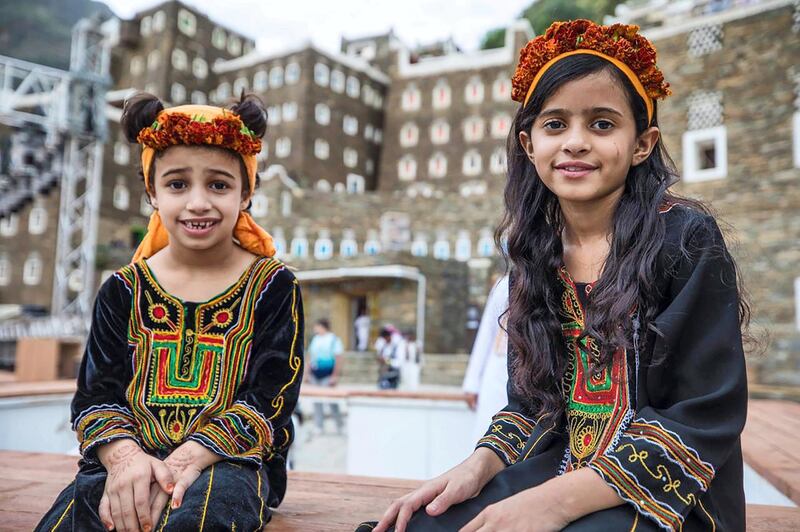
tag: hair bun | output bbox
[120,92,164,143]
[229,93,267,138]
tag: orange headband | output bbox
[131,104,275,262]
[512,20,671,125]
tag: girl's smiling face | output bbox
[148,145,249,254]
[519,69,659,205]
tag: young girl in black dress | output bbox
[365,19,749,532]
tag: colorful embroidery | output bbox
[74,403,141,456]
[558,268,630,469]
[477,410,537,465]
[116,257,287,456]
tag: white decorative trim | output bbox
[682,125,728,182]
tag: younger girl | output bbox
[366,20,749,531]
[37,93,304,531]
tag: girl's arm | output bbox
[71,272,141,461]
[187,266,304,467]
[586,215,748,530]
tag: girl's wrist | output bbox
[471,447,506,484]
[96,438,142,470]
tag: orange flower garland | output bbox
[511,19,671,105]
[136,111,262,156]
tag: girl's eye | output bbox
[167,181,186,190]
[542,120,565,130]
[593,120,614,130]
[211,182,229,191]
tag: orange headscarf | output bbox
[131,104,275,262]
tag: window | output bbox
[172,48,189,70]
[114,142,130,165]
[314,139,329,159]
[113,176,130,210]
[465,77,485,104]
[28,204,47,235]
[463,117,485,142]
[493,77,511,101]
[346,76,360,98]
[23,252,42,286]
[291,236,308,258]
[490,148,507,175]
[250,193,268,217]
[432,80,451,109]
[269,66,284,88]
[282,102,298,122]
[272,228,286,256]
[374,129,383,144]
[433,238,450,260]
[276,137,291,157]
[216,82,231,101]
[343,115,358,136]
[400,122,419,147]
[230,77,246,96]
[682,126,727,182]
[364,124,374,141]
[491,114,511,139]
[363,85,374,106]
[428,152,447,178]
[346,173,365,194]
[0,214,18,237]
[331,70,345,93]
[314,63,330,86]
[228,36,242,56]
[190,91,206,104]
[340,233,358,257]
[374,93,384,109]
[177,9,196,36]
[364,233,381,255]
[281,191,292,216]
[477,230,494,257]
[267,105,281,125]
[171,82,186,103]
[411,236,428,257]
[316,179,332,192]
[0,253,10,286]
[314,234,334,260]
[285,62,300,84]
[430,120,450,144]
[212,28,227,50]
[140,15,152,37]
[401,84,421,111]
[253,70,268,91]
[315,103,330,125]
[130,56,144,76]
[463,150,482,176]
[192,57,208,79]
[343,148,358,168]
[455,231,472,261]
[398,155,417,181]
[147,50,160,70]
[152,10,165,32]
[365,159,375,176]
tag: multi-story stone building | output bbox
[1,0,798,381]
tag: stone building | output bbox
[1,0,799,381]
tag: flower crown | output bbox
[512,19,671,111]
[136,110,262,155]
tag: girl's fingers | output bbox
[170,477,190,510]
[394,503,415,532]
[152,460,175,495]
[458,511,485,532]
[133,477,153,532]
[373,500,402,532]
[98,493,114,530]
[426,481,458,516]
[150,489,170,529]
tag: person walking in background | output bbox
[354,309,371,352]
[399,329,422,391]
[462,275,509,443]
[305,318,345,435]
[374,325,403,389]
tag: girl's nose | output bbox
[185,190,212,211]
[561,131,591,155]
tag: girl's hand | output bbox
[163,440,222,510]
[96,439,174,532]
[374,447,505,532]
[465,393,479,411]
[459,484,570,532]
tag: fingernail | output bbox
[167,483,174,492]
[143,526,152,532]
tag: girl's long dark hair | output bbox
[496,54,751,419]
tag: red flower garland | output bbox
[136,112,262,155]
[511,19,671,103]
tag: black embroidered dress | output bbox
[37,256,304,531]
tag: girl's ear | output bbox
[632,126,660,166]
[518,130,535,164]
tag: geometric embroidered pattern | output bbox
[73,256,291,464]
[476,410,536,465]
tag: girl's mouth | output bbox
[179,220,219,236]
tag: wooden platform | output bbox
[1,451,799,530]
[742,399,800,505]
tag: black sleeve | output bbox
[71,272,140,460]
[589,216,748,531]
[188,268,304,467]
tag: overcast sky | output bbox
[103,0,532,55]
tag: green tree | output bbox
[480,0,627,50]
